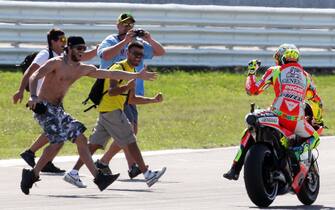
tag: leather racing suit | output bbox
[225,62,322,184]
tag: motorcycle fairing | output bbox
[257,115,295,139]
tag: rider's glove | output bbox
[247,59,261,75]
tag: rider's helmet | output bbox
[273,44,291,65]
[281,46,300,64]
[273,44,299,65]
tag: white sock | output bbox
[144,170,151,179]
[70,169,78,175]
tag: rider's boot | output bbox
[223,162,241,180]
[223,129,253,181]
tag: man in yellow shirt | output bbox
[65,41,166,188]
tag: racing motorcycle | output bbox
[243,103,323,207]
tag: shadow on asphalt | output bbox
[40,172,65,176]
[46,194,119,199]
[108,188,152,193]
[117,179,180,184]
[117,178,146,183]
[250,205,335,209]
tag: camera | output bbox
[133,29,145,37]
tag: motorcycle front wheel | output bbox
[244,144,278,207]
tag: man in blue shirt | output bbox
[97,13,165,178]
[98,13,165,96]
[65,13,165,184]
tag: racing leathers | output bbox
[224,62,322,186]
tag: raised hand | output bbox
[142,30,152,42]
[247,59,261,75]
[138,66,158,81]
[125,29,136,43]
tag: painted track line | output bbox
[1,136,333,167]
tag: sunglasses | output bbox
[130,51,144,58]
[121,22,134,28]
[72,45,87,51]
[58,36,67,44]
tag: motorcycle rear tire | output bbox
[244,144,278,207]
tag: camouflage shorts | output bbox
[34,102,86,144]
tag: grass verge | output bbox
[0,70,333,159]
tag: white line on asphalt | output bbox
[1,136,333,167]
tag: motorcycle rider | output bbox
[223,44,323,192]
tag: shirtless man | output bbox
[21,36,157,195]
[13,28,98,173]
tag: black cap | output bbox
[67,36,85,47]
[117,13,135,23]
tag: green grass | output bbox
[0,70,334,159]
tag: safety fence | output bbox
[1,1,335,67]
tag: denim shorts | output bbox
[34,102,86,144]
[124,104,138,125]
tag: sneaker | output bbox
[41,161,66,174]
[128,164,141,179]
[20,150,35,167]
[223,167,240,180]
[20,169,40,195]
[95,159,112,175]
[145,167,167,187]
[94,170,120,191]
[63,172,87,188]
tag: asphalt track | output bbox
[0,136,334,210]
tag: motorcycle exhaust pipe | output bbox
[246,114,257,126]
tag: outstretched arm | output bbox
[84,65,157,81]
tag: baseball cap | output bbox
[117,13,136,23]
[67,36,85,47]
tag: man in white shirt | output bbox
[13,28,97,173]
